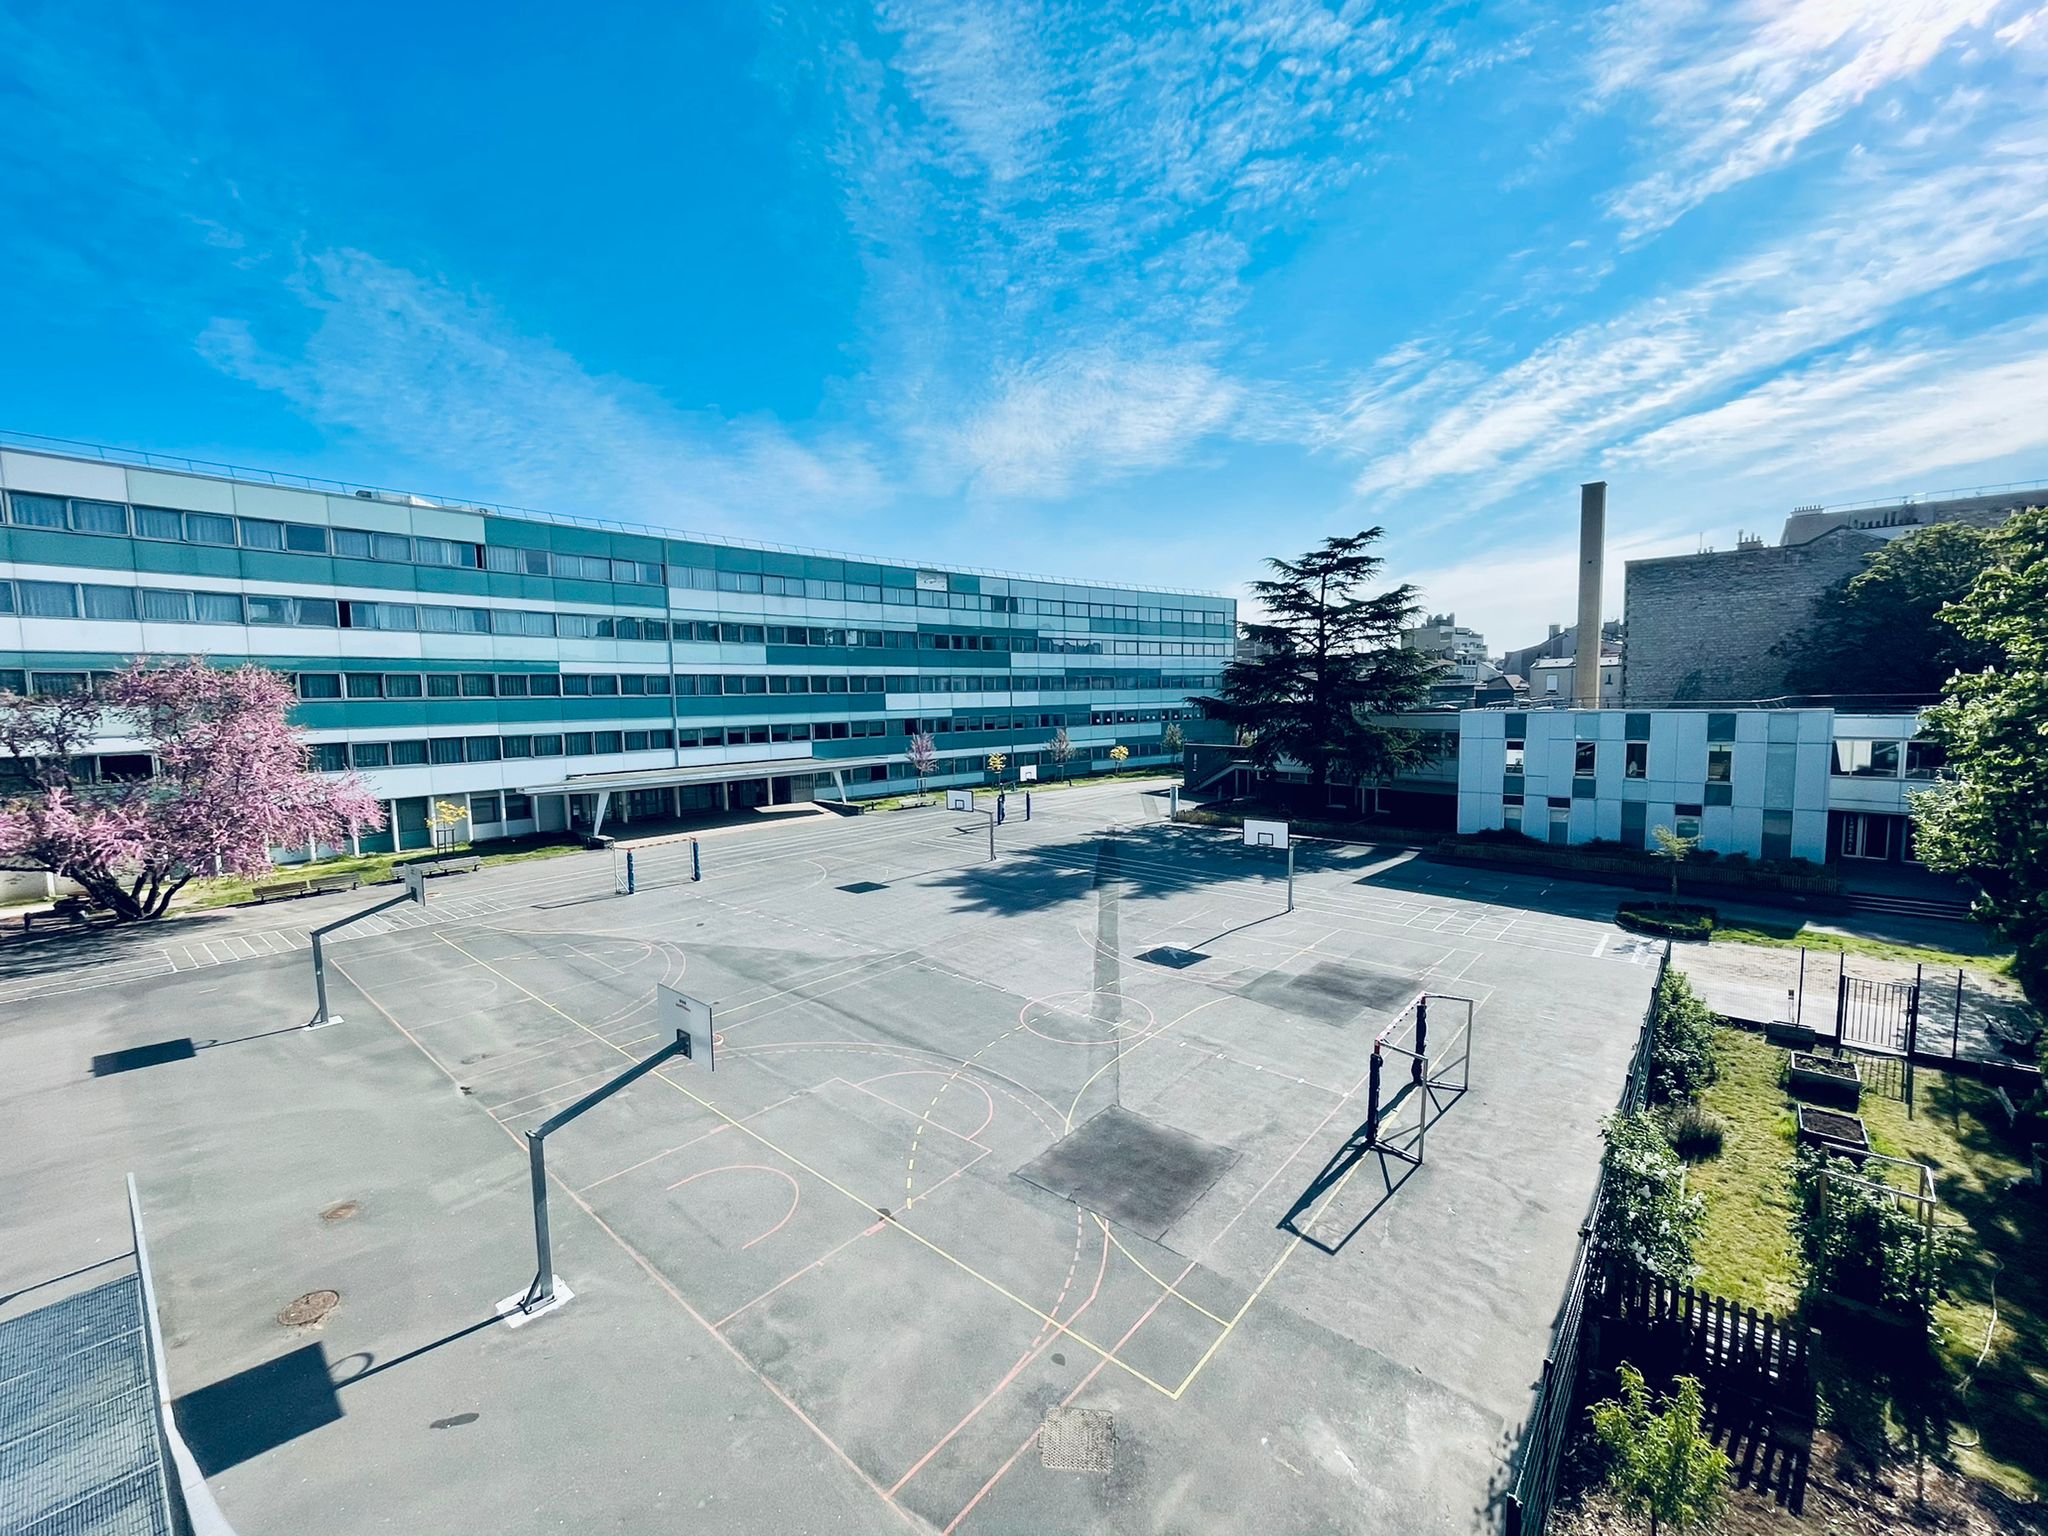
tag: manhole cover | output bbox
[320,1201,360,1223]
[1038,1407,1114,1472]
[1138,946,1207,969]
[278,1290,340,1328]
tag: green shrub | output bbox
[1595,1111,1703,1284]
[1666,1103,1727,1162]
[1648,969,1721,1105]
[1791,1148,1953,1336]
[1616,901,1717,940]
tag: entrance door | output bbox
[1839,813,1891,860]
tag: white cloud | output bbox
[1618,320,2048,482]
[947,347,1245,497]
[199,250,887,531]
[1594,0,2016,237]
[1332,121,2048,506]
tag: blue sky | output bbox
[2,0,2044,646]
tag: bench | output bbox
[250,872,363,903]
[20,901,116,932]
[388,855,482,884]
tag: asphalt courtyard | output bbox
[0,779,1661,1534]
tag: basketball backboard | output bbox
[398,863,427,903]
[1243,818,1290,849]
[946,790,974,812]
[656,984,715,1069]
[1019,765,1038,782]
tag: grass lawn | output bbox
[179,835,582,909]
[1709,913,2016,981]
[858,770,1174,812]
[1685,1024,2048,1499]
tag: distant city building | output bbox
[1624,485,2043,706]
[1498,619,1622,689]
[1528,652,1620,707]
[1401,612,1488,670]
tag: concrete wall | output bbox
[1457,708,1833,862]
[1622,531,1880,704]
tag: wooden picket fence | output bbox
[1591,1265,1810,1401]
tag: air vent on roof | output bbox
[354,489,374,499]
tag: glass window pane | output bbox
[460,674,495,697]
[529,674,561,696]
[391,739,428,765]
[351,742,391,768]
[186,512,236,545]
[81,585,137,621]
[372,532,412,562]
[17,580,78,618]
[246,595,293,625]
[344,674,384,698]
[194,592,243,623]
[385,674,423,698]
[295,597,339,627]
[238,519,285,550]
[298,673,342,700]
[284,523,329,553]
[430,738,465,764]
[484,544,523,572]
[333,528,372,558]
[8,492,68,528]
[427,674,461,697]
[70,500,129,535]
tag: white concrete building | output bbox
[1455,707,1935,866]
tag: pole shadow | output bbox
[89,1023,316,1078]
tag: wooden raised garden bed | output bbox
[1796,1103,1871,1159]
[1787,1051,1862,1105]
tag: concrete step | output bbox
[1843,890,1973,922]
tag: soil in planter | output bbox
[1792,1052,1857,1078]
[1799,1106,1870,1145]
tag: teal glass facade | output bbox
[0,444,1232,851]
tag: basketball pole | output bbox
[308,875,424,1028]
[1286,841,1294,912]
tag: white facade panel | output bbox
[1,452,129,501]
[125,468,235,513]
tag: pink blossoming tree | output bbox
[0,659,385,921]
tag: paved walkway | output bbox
[1671,940,2038,1065]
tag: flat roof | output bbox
[518,754,899,797]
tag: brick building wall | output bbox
[1623,530,1881,704]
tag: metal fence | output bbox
[1501,943,1666,1536]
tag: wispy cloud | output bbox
[1331,119,2048,507]
[197,251,887,530]
[1594,0,2017,238]
[944,346,1245,496]
[796,0,1476,496]
[1617,318,2048,483]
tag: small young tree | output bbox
[1109,744,1129,768]
[428,798,468,853]
[1162,721,1184,758]
[985,751,1006,785]
[1049,727,1075,782]
[1594,1111,1703,1285]
[1589,1364,1729,1536]
[907,731,938,802]
[0,660,385,920]
[1650,824,1699,900]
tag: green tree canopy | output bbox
[1196,530,1437,798]
[1910,504,2048,1003]
[1589,1365,1729,1536]
[1778,522,1999,699]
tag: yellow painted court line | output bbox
[434,932,1181,1400]
[1091,1216,1231,1328]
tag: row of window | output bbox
[0,578,1229,658]
[1502,735,1943,782]
[290,668,1218,702]
[3,491,664,584]
[307,719,1152,772]
[3,492,1233,626]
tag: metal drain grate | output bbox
[837,881,889,894]
[1037,1407,1115,1473]
[1137,946,1206,969]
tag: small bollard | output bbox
[1024,792,1032,821]
[690,839,702,882]
[626,849,637,895]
